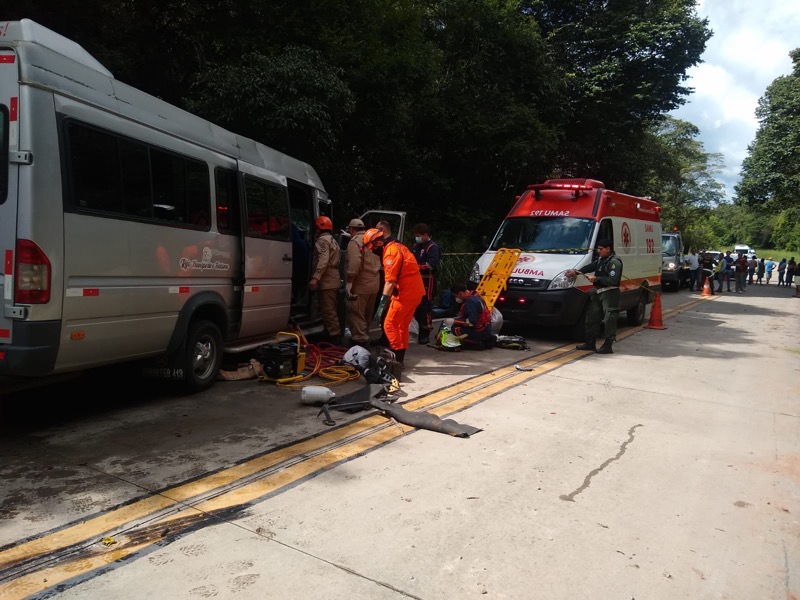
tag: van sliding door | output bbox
[238,162,292,337]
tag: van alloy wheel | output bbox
[182,320,223,393]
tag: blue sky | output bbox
[670,0,800,202]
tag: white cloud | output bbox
[670,0,799,201]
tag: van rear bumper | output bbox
[493,288,588,327]
[0,320,61,377]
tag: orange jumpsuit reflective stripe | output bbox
[382,241,425,351]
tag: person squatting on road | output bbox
[363,228,425,365]
[410,223,441,345]
[566,238,623,355]
[445,283,495,349]
[345,218,382,347]
[309,216,341,343]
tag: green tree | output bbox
[737,49,800,211]
[6,2,712,241]
[632,117,724,249]
[522,0,711,192]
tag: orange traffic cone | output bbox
[701,276,712,297]
[643,292,667,330]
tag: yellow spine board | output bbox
[475,248,521,311]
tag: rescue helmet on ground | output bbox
[363,228,385,249]
[315,216,333,231]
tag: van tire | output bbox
[180,319,223,393]
[626,292,647,326]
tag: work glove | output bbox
[373,295,389,325]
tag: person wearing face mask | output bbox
[444,283,494,349]
[410,223,441,345]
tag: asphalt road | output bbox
[1,284,798,599]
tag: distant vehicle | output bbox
[661,231,686,291]
[703,250,723,264]
[734,244,756,259]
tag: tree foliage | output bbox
[728,48,800,252]
[737,49,800,211]
[7,1,712,240]
[522,0,711,192]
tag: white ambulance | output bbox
[469,178,662,339]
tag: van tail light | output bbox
[15,239,51,304]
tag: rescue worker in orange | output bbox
[363,228,424,365]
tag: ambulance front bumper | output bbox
[493,287,587,327]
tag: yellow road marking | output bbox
[0,296,701,597]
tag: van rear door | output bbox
[0,48,20,348]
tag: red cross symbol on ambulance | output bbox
[621,222,632,249]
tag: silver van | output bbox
[0,20,365,392]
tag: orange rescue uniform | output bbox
[381,240,425,351]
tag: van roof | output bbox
[1,19,326,193]
[0,19,112,76]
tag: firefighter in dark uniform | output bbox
[566,238,622,354]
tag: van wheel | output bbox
[180,320,223,393]
[627,292,647,326]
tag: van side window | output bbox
[0,105,8,203]
[244,175,290,240]
[65,120,211,229]
[215,167,240,234]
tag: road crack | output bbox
[559,424,644,502]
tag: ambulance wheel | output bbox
[180,319,223,393]
[626,292,647,326]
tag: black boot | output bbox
[596,338,614,354]
[575,340,596,351]
[418,328,430,345]
[393,348,406,364]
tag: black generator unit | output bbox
[256,333,306,381]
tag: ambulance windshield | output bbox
[491,216,595,254]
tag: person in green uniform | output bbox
[566,238,623,354]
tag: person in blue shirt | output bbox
[765,257,777,284]
[722,250,734,292]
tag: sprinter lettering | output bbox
[528,210,571,217]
